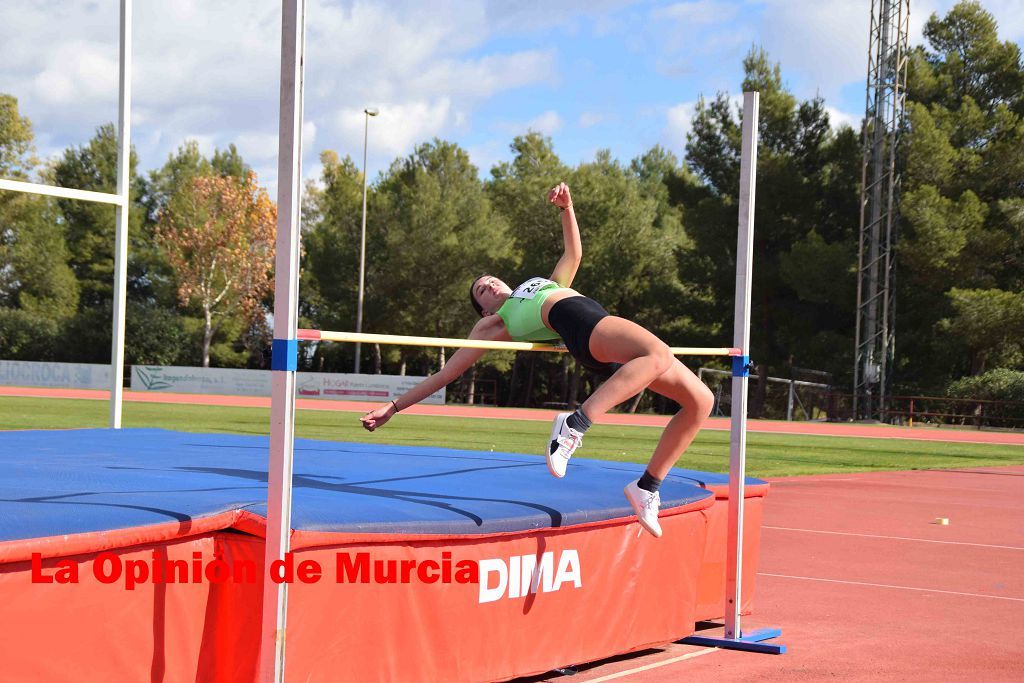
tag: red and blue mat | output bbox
[0,428,768,681]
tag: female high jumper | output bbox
[361,182,714,537]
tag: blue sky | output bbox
[2,1,1022,194]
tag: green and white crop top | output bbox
[496,277,563,342]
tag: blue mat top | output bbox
[0,428,741,543]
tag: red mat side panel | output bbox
[694,493,766,622]
[0,532,262,682]
[284,507,710,683]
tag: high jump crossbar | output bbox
[0,178,124,206]
[297,329,741,357]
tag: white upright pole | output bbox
[261,0,305,680]
[724,91,759,640]
[109,0,132,429]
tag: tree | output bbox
[684,48,861,413]
[300,151,381,372]
[488,132,569,279]
[301,152,365,332]
[569,151,677,326]
[51,123,147,308]
[375,139,512,358]
[142,140,213,224]
[155,172,276,367]
[627,145,714,343]
[940,288,1024,374]
[140,141,257,365]
[3,200,79,319]
[0,94,35,179]
[143,141,252,224]
[900,1,1024,389]
[212,144,251,179]
[0,94,78,341]
[915,1,1023,114]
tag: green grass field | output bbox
[1,395,1021,478]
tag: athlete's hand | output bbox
[360,403,395,432]
[548,182,572,210]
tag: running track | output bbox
[515,466,1024,681]
[3,386,1023,446]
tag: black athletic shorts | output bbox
[547,296,618,375]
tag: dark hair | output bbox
[469,275,487,317]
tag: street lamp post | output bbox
[354,107,378,374]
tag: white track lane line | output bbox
[697,422,1024,446]
[763,526,1024,551]
[759,573,1024,602]
[577,648,720,682]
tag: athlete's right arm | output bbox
[547,182,581,287]
[360,315,511,431]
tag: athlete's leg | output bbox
[580,316,675,419]
[621,359,713,538]
[642,359,715,478]
[546,315,672,477]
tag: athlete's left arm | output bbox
[547,182,581,287]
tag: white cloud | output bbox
[756,0,1024,105]
[186,135,218,158]
[234,133,280,164]
[0,0,558,195]
[649,0,753,56]
[303,121,318,151]
[757,1,870,100]
[825,106,860,131]
[654,1,740,25]
[527,110,563,135]
[664,101,698,145]
[408,50,557,102]
[6,0,1021,200]
[484,0,636,35]
[493,110,563,137]
[986,0,1024,39]
[31,42,119,107]
[335,99,454,159]
[663,94,743,147]
[465,140,508,176]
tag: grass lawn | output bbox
[1,396,1021,478]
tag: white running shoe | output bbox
[624,479,663,538]
[547,412,583,478]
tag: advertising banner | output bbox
[0,361,111,390]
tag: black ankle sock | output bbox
[565,407,592,432]
[637,471,663,494]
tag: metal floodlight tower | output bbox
[854,0,910,421]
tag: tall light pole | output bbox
[354,107,378,374]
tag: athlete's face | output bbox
[473,275,511,315]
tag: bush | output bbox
[947,369,1024,403]
[946,369,1024,427]
[56,306,112,363]
[0,307,59,360]
[125,301,188,365]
